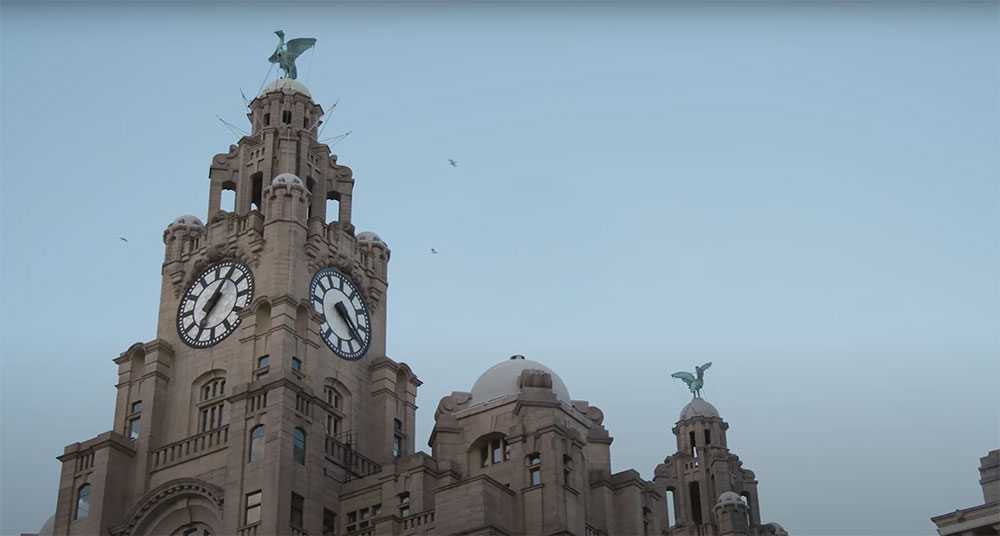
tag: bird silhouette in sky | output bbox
[430,248,439,254]
[448,159,458,167]
[119,237,129,243]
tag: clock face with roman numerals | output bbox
[310,267,371,360]
[177,259,254,348]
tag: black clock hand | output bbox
[200,267,234,326]
[334,301,362,342]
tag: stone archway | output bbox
[112,479,224,536]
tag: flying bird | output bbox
[448,159,458,167]
[430,248,439,254]
[118,237,129,242]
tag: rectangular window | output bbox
[360,507,369,520]
[290,493,304,527]
[373,504,382,516]
[291,357,302,371]
[504,441,511,461]
[347,512,356,524]
[282,110,292,124]
[704,429,712,445]
[400,507,410,518]
[530,467,541,486]
[245,490,262,524]
[129,417,140,440]
[480,446,489,467]
[393,435,402,457]
[130,401,142,413]
[394,418,402,431]
[322,508,336,535]
[399,493,410,504]
[257,355,270,368]
[529,454,541,466]
[492,439,502,464]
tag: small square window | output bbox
[394,418,402,431]
[130,401,142,413]
[529,454,541,466]
[399,493,410,504]
[360,507,369,520]
[373,504,382,516]
[257,355,270,368]
[400,506,410,518]
[291,357,302,371]
[347,512,356,524]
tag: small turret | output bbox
[262,172,310,225]
[714,492,751,536]
[162,214,205,263]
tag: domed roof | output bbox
[470,355,571,405]
[168,214,204,229]
[272,173,304,186]
[716,491,745,506]
[679,397,720,420]
[38,514,55,536]
[357,231,384,243]
[260,78,311,98]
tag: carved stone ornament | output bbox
[110,478,224,536]
[517,369,553,390]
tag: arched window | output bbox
[250,172,263,212]
[326,192,340,224]
[199,378,226,432]
[75,484,91,519]
[220,181,236,213]
[293,428,306,465]
[666,488,676,527]
[249,425,265,463]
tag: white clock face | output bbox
[177,260,254,348]
[310,268,371,360]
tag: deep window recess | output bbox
[290,493,304,527]
[129,417,140,440]
[130,401,142,413]
[563,455,574,487]
[282,110,292,124]
[705,429,711,445]
[294,428,306,464]
[528,453,541,486]
[250,173,263,212]
[264,113,270,126]
[249,425,265,462]
[690,431,697,457]
[689,481,703,525]
[291,357,302,372]
[322,509,336,535]
[393,435,402,457]
[75,484,91,519]
[245,490,262,524]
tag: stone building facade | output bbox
[44,78,788,536]
[931,450,1000,535]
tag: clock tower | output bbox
[51,77,420,536]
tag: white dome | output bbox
[272,173,304,186]
[470,355,571,405]
[679,397,720,420]
[38,514,55,536]
[260,78,311,98]
[717,491,745,506]
[357,231,384,243]
[168,214,204,229]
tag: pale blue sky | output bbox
[2,2,997,535]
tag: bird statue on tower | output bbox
[268,30,316,80]
[671,362,712,398]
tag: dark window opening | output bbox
[264,113,271,126]
[704,429,711,445]
[283,110,292,124]
[250,173,263,212]
[290,492,304,527]
[323,508,336,535]
[689,481,703,525]
[293,428,306,464]
[689,431,697,457]
[291,357,302,372]
[394,419,402,431]
[303,116,309,128]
